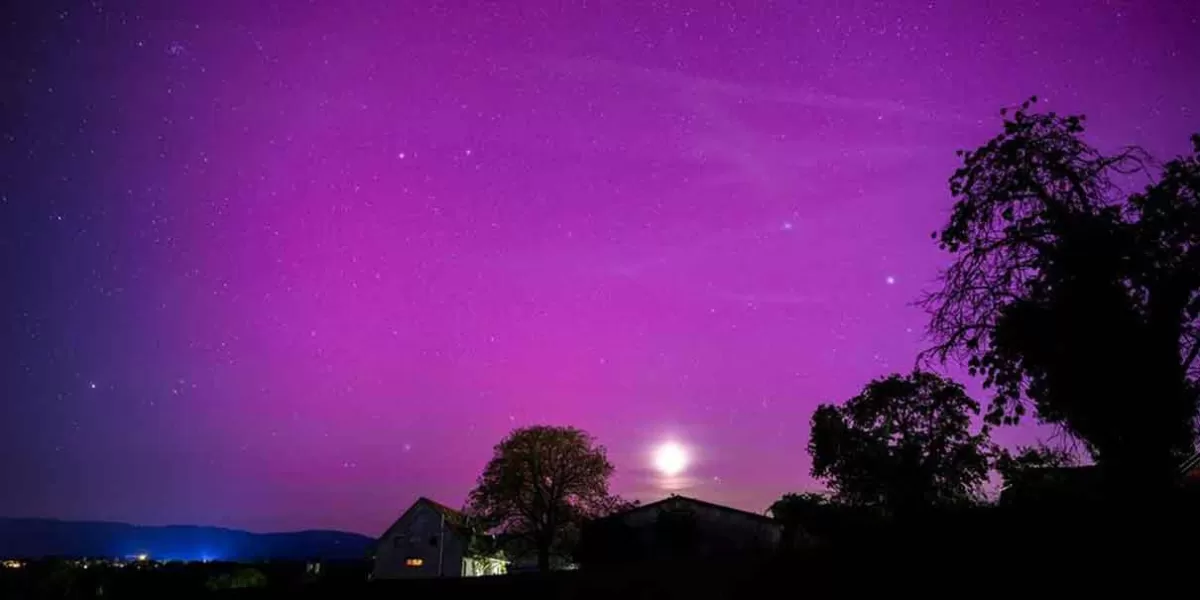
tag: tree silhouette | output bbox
[467,425,627,571]
[808,371,992,513]
[768,492,832,549]
[768,492,830,525]
[921,99,1200,494]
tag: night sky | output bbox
[2,1,1198,535]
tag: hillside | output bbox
[0,518,374,561]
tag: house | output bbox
[577,495,783,568]
[997,464,1105,506]
[999,450,1200,506]
[372,497,507,579]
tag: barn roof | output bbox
[594,494,780,526]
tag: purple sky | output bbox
[2,0,1198,535]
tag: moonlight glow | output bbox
[653,442,690,477]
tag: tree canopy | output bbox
[466,425,627,571]
[768,492,837,548]
[808,371,992,512]
[920,99,1200,490]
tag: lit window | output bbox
[405,558,423,567]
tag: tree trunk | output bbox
[535,521,555,572]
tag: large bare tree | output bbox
[921,98,1200,494]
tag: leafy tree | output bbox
[921,99,1200,493]
[769,492,832,549]
[467,425,627,571]
[808,371,993,512]
[768,492,831,522]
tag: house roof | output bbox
[594,494,780,526]
[1002,450,1200,497]
[1021,451,1200,478]
[378,497,474,541]
[417,497,469,526]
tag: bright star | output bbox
[885,276,896,285]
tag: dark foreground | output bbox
[3,504,1195,598]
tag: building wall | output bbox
[462,555,508,576]
[373,503,466,579]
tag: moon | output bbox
[653,441,689,477]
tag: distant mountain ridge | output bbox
[0,518,374,561]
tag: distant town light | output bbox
[1,560,23,569]
[135,554,149,561]
[405,558,424,567]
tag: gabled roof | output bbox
[594,494,780,526]
[378,497,475,541]
[417,497,469,527]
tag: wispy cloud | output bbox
[545,55,960,122]
[543,54,946,202]
[504,54,949,281]
[621,465,710,500]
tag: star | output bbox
[885,276,896,285]
[781,221,794,231]
[88,382,96,389]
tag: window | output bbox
[405,558,423,567]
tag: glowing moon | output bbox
[653,441,689,477]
